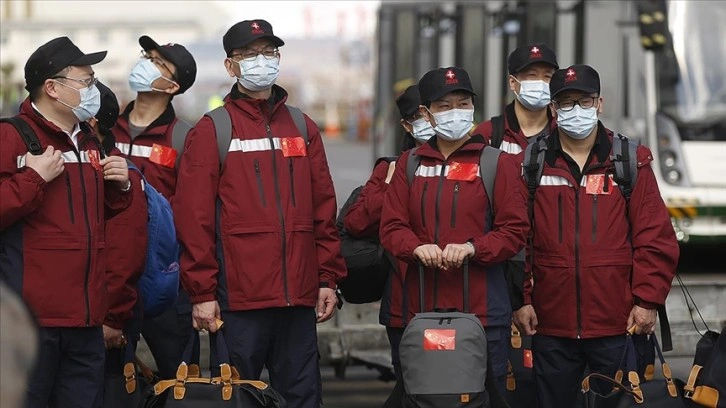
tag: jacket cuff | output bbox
[190,293,217,304]
[104,316,125,330]
[634,296,659,310]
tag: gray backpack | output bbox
[399,261,490,407]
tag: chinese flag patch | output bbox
[585,174,612,195]
[281,137,307,157]
[149,143,177,168]
[88,150,102,171]
[447,162,478,181]
[523,349,533,368]
[423,329,456,350]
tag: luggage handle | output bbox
[418,258,469,314]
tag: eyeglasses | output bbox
[52,76,98,88]
[141,51,178,81]
[554,96,598,112]
[230,48,279,62]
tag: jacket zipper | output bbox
[592,194,598,243]
[450,182,459,228]
[72,147,93,326]
[420,182,428,228]
[253,159,267,207]
[575,190,582,338]
[65,173,75,224]
[94,171,100,224]
[432,162,447,308]
[288,159,296,207]
[267,125,291,305]
[557,193,563,243]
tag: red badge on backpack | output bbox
[424,329,456,350]
[523,349,533,368]
[281,137,307,157]
[149,144,177,168]
[446,162,478,181]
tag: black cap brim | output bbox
[429,87,477,103]
[511,60,558,75]
[552,85,599,98]
[70,51,107,66]
[236,35,284,51]
[139,35,174,60]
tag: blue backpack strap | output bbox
[1,117,42,155]
[405,146,421,185]
[171,119,192,168]
[285,105,308,144]
[206,107,233,166]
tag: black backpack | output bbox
[336,157,398,304]
[522,132,673,351]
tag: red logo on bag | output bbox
[523,349,533,368]
[424,329,456,350]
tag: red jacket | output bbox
[174,85,346,310]
[473,102,556,153]
[112,102,183,201]
[519,125,679,339]
[380,136,528,327]
[344,159,408,328]
[0,99,132,327]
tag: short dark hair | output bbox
[29,66,70,102]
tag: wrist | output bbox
[465,241,475,255]
[118,179,131,192]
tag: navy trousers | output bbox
[533,334,626,408]
[221,307,321,408]
[26,327,105,408]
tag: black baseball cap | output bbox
[139,36,197,95]
[396,85,421,119]
[95,81,119,131]
[418,67,476,106]
[507,43,558,75]
[550,64,601,99]
[24,36,107,92]
[223,20,284,57]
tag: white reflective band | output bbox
[414,164,482,178]
[539,175,573,187]
[228,137,282,153]
[115,142,153,158]
[17,150,93,168]
[500,140,523,154]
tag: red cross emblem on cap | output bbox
[251,21,264,34]
[531,46,539,53]
[446,70,455,79]
[530,46,542,59]
[445,69,459,84]
[251,22,260,29]
[565,68,577,83]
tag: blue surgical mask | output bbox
[128,59,174,93]
[557,105,599,140]
[409,118,435,142]
[514,79,551,111]
[54,80,101,122]
[431,108,474,141]
[236,54,279,91]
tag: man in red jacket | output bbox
[0,37,132,407]
[513,65,679,408]
[473,43,558,153]
[174,20,346,407]
[112,35,197,379]
[380,67,529,395]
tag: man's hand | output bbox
[100,156,129,188]
[25,146,64,182]
[102,325,126,349]
[384,161,396,184]
[413,244,443,268]
[514,305,538,336]
[441,243,475,270]
[627,305,657,334]
[317,287,337,323]
[192,300,221,333]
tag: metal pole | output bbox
[643,50,658,150]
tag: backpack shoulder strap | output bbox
[171,119,192,168]
[405,146,421,186]
[1,117,43,155]
[206,107,232,166]
[489,115,505,149]
[611,133,639,201]
[480,146,502,211]
[522,137,547,193]
[285,105,309,144]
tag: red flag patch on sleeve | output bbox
[149,144,177,168]
[446,162,478,181]
[281,137,307,157]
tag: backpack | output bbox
[336,157,397,304]
[170,119,192,168]
[205,104,308,165]
[685,329,726,407]
[400,261,490,408]
[521,132,673,351]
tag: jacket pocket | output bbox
[65,172,75,224]
[253,159,267,208]
[450,182,459,228]
[421,181,428,228]
[288,158,296,207]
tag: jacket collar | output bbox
[416,134,487,160]
[226,84,289,119]
[505,101,555,135]
[121,100,176,134]
[545,121,611,168]
[19,98,94,146]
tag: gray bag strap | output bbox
[405,146,421,185]
[611,133,639,201]
[171,119,192,168]
[206,106,233,166]
[480,146,502,212]
[285,105,308,144]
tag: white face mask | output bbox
[128,58,174,93]
[54,80,101,122]
[236,54,280,91]
[514,78,551,111]
[557,105,599,140]
[409,118,435,142]
[430,108,474,141]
